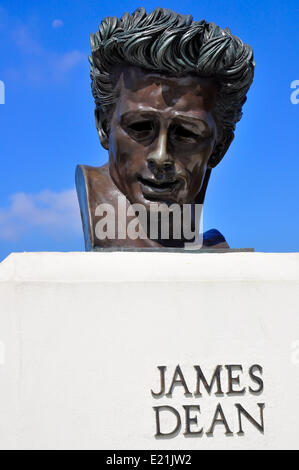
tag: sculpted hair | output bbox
[89,7,254,165]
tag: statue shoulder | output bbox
[202,228,229,249]
[75,163,110,250]
[75,163,109,186]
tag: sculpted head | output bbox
[89,7,254,209]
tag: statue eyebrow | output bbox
[120,110,211,128]
[172,114,210,131]
[120,110,157,120]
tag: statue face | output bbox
[105,67,218,209]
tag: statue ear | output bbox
[208,131,234,168]
[95,108,109,150]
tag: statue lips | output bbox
[138,176,181,200]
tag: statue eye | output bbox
[127,121,154,133]
[173,125,198,141]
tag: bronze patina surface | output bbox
[76,7,254,250]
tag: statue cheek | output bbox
[189,163,207,191]
[183,155,206,175]
[109,132,127,164]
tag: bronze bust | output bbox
[76,7,254,250]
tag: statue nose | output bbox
[147,158,174,174]
[147,132,174,178]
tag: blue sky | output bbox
[0,0,298,260]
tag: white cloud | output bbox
[50,50,85,76]
[9,23,86,84]
[13,25,42,55]
[0,189,81,241]
[52,19,64,29]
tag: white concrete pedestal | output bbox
[0,252,298,449]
